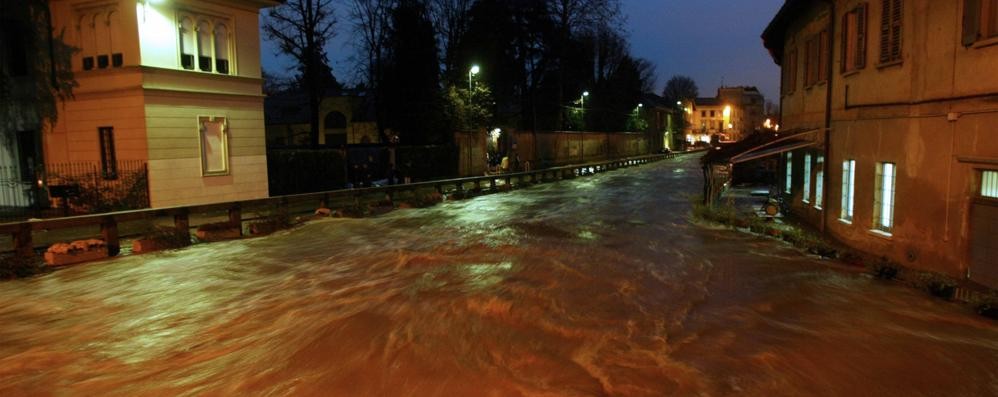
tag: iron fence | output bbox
[45,160,150,216]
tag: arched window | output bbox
[94,12,110,68]
[323,112,348,146]
[107,11,122,67]
[179,17,195,70]
[80,14,97,70]
[196,20,213,72]
[214,23,229,74]
[324,112,347,129]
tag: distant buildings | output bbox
[264,89,380,147]
[684,86,766,144]
[763,0,998,287]
[2,0,279,210]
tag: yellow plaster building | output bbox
[764,0,998,287]
[45,0,279,207]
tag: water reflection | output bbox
[0,155,995,396]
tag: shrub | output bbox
[917,273,958,299]
[140,226,190,249]
[871,259,900,280]
[249,209,294,235]
[0,255,45,279]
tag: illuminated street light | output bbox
[469,65,480,91]
[581,91,590,109]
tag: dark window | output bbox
[98,127,118,180]
[216,59,229,74]
[112,53,123,67]
[181,54,195,70]
[2,24,29,76]
[879,0,903,64]
[783,49,798,95]
[97,54,109,69]
[198,56,212,72]
[16,131,37,183]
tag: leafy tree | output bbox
[0,0,76,132]
[443,84,494,131]
[381,0,448,144]
[263,0,337,147]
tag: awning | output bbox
[728,128,821,164]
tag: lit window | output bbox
[785,152,793,194]
[178,13,232,74]
[803,153,812,203]
[982,170,998,198]
[815,156,825,209]
[198,116,229,176]
[179,17,195,70]
[841,159,856,221]
[873,162,897,233]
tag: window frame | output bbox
[878,0,903,65]
[803,153,813,204]
[98,126,118,180]
[873,162,897,234]
[840,159,856,222]
[177,12,234,75]
[785,152,794,194]
[981,169,998,199]
[197,116,230,176]
[815,156,825,209]
[783,48,798,95]
[842,3,868,74]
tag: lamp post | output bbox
[468,65,480,91]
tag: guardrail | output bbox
[0,151,692,258]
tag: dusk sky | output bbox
[260,0,786,102]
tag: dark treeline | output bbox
[267,0,656,145]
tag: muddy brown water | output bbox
[0,155,995,396]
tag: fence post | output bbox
[228,204,242,236]
[100,216,120,257]
[13,223,32,258]
[174,210,190,244]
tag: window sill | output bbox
[971,36,998,49]
[838,218,853,225]
[876,60,903,70]
[815,206,823,211]
[841,69,860,78]
[868,229,893,239]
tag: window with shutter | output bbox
[879,0,903,64]
[843,4,869,73]
[818,30,829,82]
[988,0,998,37]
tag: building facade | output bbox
[43,0,278,208]
[684,87,766,144]
[763,0,998,287]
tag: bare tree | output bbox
[263,0,337,147]
[347,0,395,135]
[661,75,699,104]
[429,0,474,78]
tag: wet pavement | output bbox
[0,154,995,396]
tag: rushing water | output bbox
[1,155,996,396]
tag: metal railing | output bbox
[0,152,693,258]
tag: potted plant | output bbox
[196,222,241,241]
[132,227,189,254]
[44,239,108,266]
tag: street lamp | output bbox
[468,65,480,91]
[581,91,590,109]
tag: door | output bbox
[970,200,998,288]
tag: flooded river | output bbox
[1,155,996,396]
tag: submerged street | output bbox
[0,155,996,396]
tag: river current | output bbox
[0,155,995,396]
